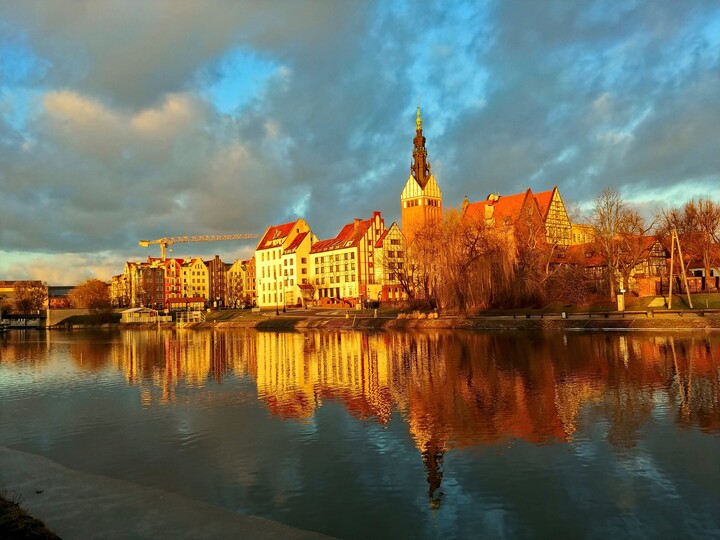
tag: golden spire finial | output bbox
[416,104,422,131]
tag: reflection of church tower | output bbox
[400,106,442,244]
[422,439,445,510]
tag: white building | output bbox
[255,219,315,309]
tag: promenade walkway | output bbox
[0,446,333,540]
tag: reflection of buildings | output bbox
[99,329,720,505]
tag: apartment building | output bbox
[373,222,407,302]
[182,257,210,301]
[309,212,386,305]
[226,257,256,307]
[255,219,314,309]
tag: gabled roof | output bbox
[553,244,605,267]
[256,221,297,251]
[311,218,373,254]
[375,228,390,248]
[554,235,664,268]
[285,231,309,253]
[534,190,553,216]
[374,222,402,248]
[463,189,537,227]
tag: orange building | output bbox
[400,107,442,244]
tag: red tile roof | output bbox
[463,189,536,227]
[311,218,373,254]
[533,188,556,217]
[284,231,309,252]
[375,228,390,248]
[256,221,296,250]
[554,244,606,267]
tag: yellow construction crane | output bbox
[139,234,260,260]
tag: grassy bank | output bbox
[0,494,59,540]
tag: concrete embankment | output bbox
[0,445,333,540]
[160,313,720,332]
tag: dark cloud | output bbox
[0,0,718,281]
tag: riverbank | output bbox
[112,310,720,332]
[0,493,59,539]
[0,446,333,540]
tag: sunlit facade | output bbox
[182,257,210,301]
[255,218,314,309]
[400,107,442,245]
[309,212,386,305]
[373,222,407,302]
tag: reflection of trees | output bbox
[4,328,720,513]
[98,329,720,502]
[68,337,114,370]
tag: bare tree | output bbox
[13,281,48,314]
[614,208,658,293]
[225,274,244,308]
[659,198,720,289]
[412,210,515,314]
[593,188,659,297]
[510,197,558,306]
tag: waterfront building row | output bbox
[111,210,407,309]
[110,106,718,309]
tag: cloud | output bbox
[1,0,719,283]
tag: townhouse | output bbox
[254,219,314,309]
[309,212,386,306]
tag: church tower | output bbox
[401,106,442,244]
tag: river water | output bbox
[1,328,718,539]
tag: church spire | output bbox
[411,106,431,189]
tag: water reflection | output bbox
[3,328,718,511]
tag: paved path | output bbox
[1,446,334,540]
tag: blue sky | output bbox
[1,0,719,284]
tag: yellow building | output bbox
[374,222,407,302]
[226,258,255,307]
[534,186,572,246]
[182,257,210,301]
[255,218,314,309]
[571,223,595,245]
[400,107,442,244]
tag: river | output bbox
[1,328,718,539]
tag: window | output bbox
[301,257,307,264]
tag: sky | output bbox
[1,0,719,284]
